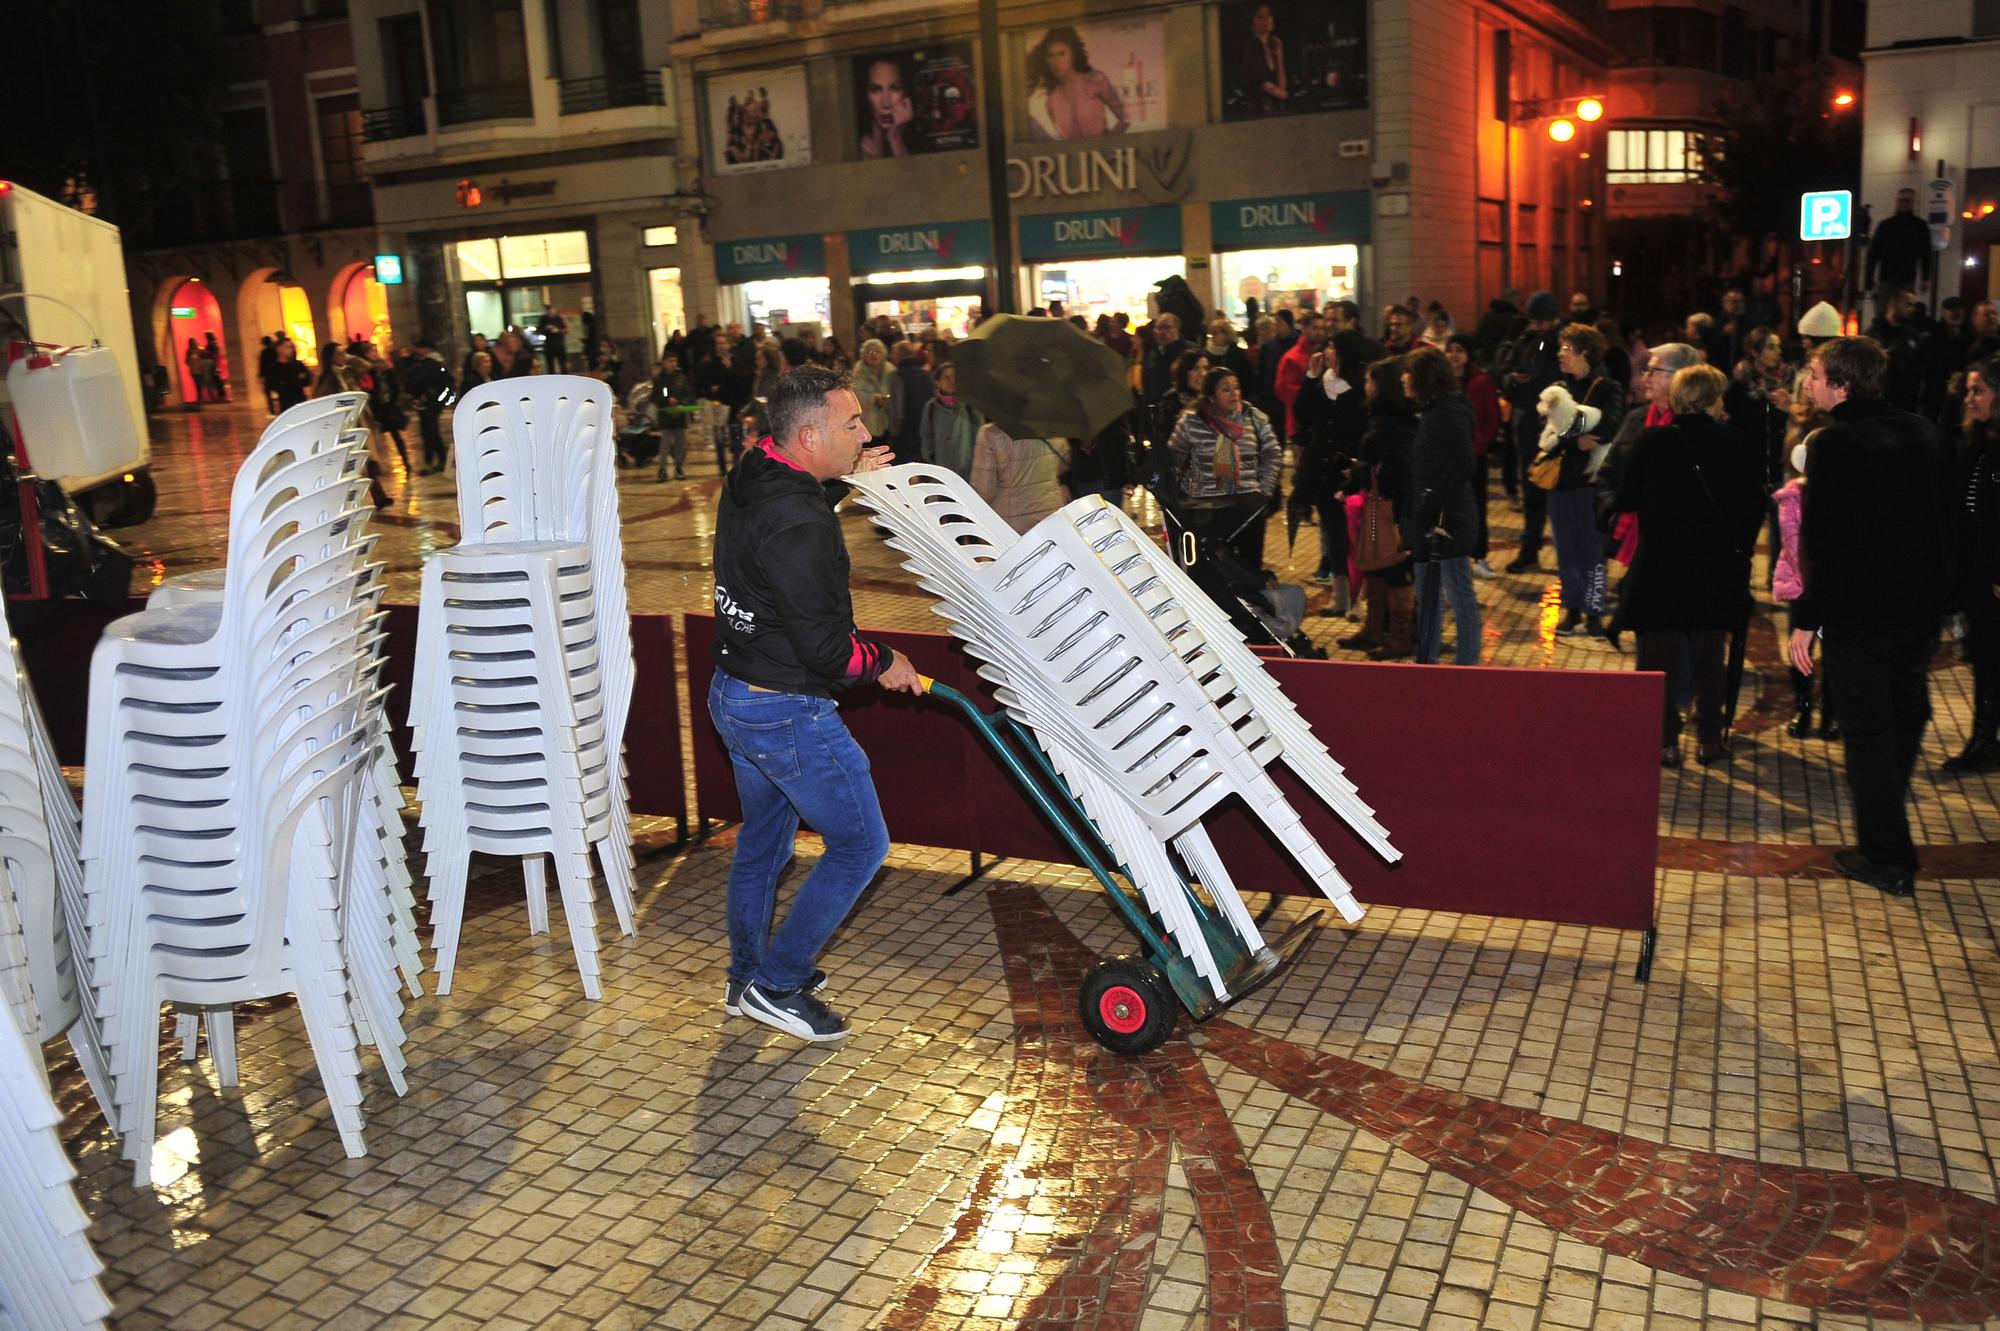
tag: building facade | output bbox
[1860,0,2000,308]
[123,0,387,406]
[1600,0,1863,324]
[672,0,1613,345]
[351,0,686,373]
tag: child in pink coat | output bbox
[1774,437,1835,739]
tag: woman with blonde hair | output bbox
[850,337,898,439]
[1611,364,1767,766]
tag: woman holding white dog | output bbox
[1543,325,1625,636]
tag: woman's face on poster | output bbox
[1045,40,1074,77]
[866,61,909,129]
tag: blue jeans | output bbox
[708,672,890,992]
[1547,487,1604,612]
[1413,557,1482,665]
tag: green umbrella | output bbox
[951,314,1132,440]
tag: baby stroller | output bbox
[617,383,662,469]
[1153,489,1324,659]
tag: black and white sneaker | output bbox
[740,981,849,1042]
[724,969,825,1016]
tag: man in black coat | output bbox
[1403,348,1481,665]
[1790,336,1957,898]
[1500,291,1564,572]
[1865,188,1932,317]
[1866,290,1925,412]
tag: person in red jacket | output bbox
[1274,310,1327,438]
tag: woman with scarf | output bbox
[920,360,983,479]
[1168,365,1282,569]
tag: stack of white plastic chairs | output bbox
[844,465,1399,1002]
[0,975,109,1331]
[0,596,111,1330]
[411,377,637,1001]
[0,596,113,1125]
[79,392,410,1186]
[146,405,425,1082]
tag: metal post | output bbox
[978,0,1016,315]
[1634,928,1656,982]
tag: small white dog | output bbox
[1536,383,1603,455]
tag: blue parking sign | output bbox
[1799,190,1852,241]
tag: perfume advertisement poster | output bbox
[852,46,978,157]
[1221,0,1369,120]
[708,67,812,175]
[1019,15,1168,143]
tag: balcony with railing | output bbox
[435,85,535,126]
[559,70,664,115]
[362,103,428,141]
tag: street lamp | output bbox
[1548,119,1577,143]
[1576,98,1604,122]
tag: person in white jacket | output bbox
[970,421,1068,533]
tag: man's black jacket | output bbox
[1795,396,1956,633]
[710,442,893,696]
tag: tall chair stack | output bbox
[0,597,112,1126]
[0,978,110,1330]
[78,393,410,1185]
[411,378,638,1001]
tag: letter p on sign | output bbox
[1800,190,1853,241]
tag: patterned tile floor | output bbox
[51,401,2000,1329]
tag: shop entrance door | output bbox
[853,279,986,340]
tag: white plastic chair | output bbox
[0,966,111,1330]
[76,396,408,1181]
[844,465,1396,1000]
[412,378,637,999]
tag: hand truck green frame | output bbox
[920,675,1324,1054]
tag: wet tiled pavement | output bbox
[49,401,2000,1329]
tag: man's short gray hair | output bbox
[767,364,849,447]
[1649,342,1702,375]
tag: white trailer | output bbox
[0,179,154,524]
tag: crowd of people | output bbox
[701,285,1990,906]
[208,275,1998,904]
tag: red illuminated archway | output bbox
[165,278,226,404]
[328,261,394,354]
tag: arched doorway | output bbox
[163,278,226,405]
[237,269,321,384]
[328,261,394,354]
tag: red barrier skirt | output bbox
[682,614,1659,932]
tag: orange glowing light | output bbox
[1548,119,1577,143]
[1832,91,1856,108]
[1577,98,1604,122]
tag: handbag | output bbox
[1528,447,1563,491]
[1352,468,1404,571]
